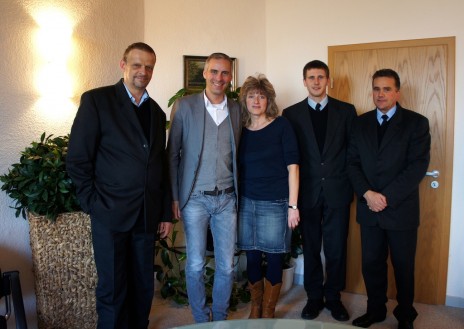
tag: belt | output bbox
[202,186,234,196]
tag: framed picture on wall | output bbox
[183,55,237,93]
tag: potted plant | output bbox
[0,133,97,329]
[280,228,304,293]
[286,226,304,266]
[0,133,80,220]
[154,219,188,305]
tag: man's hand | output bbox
[363,190,387,212]
[172,201,182,220]
[158,222,173,239]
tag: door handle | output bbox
[426,170,439,178]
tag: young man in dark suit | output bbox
[348,69,431,329]
[67,42,172,329]
[282,60,357,322]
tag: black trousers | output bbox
[360,225,418,322]
[91,209,155,329]
[299,193,350,301]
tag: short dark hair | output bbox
[204,53,233,71]
[239,74,279,128]
[303,60,330,79]
[122,42,156,62]
[372,69,401,90]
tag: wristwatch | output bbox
[288,205,298,210]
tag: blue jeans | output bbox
[182,191,237,322]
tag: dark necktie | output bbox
[315,103,321,111]
[381,114,388,126]
[378,114,389,145]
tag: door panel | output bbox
[328,37,455,304]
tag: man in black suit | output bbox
[66,42,172,329]
[348,69,431,329]
[282,60,357,322]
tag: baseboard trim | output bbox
[446,295,464,308]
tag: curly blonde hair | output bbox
[239,74,279,127]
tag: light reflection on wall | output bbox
[33,7,75,122]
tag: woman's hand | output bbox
[288,208,300,229]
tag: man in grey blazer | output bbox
[348,69,430,329]
[282,60,356,322]
[168,53,241,323]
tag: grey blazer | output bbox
[167,92,241,210]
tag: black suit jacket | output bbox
[347,104,430,230]
[66,79,171,233]
[282,96,357,209]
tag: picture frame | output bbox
[183,55,237,93]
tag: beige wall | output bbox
[145,0,267,114]
[146,0,464,307]
[0,0,144,327]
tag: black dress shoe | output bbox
[301,299,324,320]
[325,300,349,321]
[398,320,414,329]
[352,313,386,328]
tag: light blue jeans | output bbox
[182,191,237,323]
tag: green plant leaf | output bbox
[0,133,80,221]
[172,294,188,305]
[168,88,188,108]
[153,264,164,273]
[160,284,174,299]
[161,249,173,269]
[159,239,169,248]
[205,267,215,276]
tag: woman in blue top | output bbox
[237,74,300,318]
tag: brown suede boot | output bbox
[248,280,264,318]
[261,280,282,318]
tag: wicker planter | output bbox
[28,211,97,329]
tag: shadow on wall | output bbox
[0,243,37,328]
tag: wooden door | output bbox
[328,37,455,304]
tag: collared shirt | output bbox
[204,92,229,126]
[123,82,150,107]
[307,96,329,111]
[376,105,397,125]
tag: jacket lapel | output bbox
[378,106,403,152]
[363,110,379,154]
[194,92,206,151]
[115,80,147,144]
[297,100,321,158]
[322,98,342,156]
[228,99,241,149]
[149,101,161,153]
